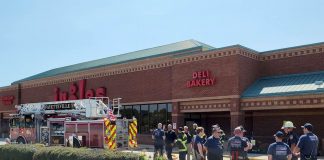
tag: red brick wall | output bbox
[21,67,172,104]
[238,55,260,94]
[261,51,324,77]
[172,55,240,99]
[20,55,245,104]
[0,89,18,112]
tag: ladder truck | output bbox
[9,97,137,149]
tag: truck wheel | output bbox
[16,137,26,144]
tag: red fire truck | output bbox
[9,97,135,149]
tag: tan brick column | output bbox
[171,102,184,129]
[230,98,245,132]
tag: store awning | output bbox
[242,71,324,98]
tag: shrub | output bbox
[0,144,140,160]
[33,146,139,160]
[0,144,42,160]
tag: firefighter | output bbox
[227,127,249,160]
[165,124,177,160]
[293,123,319,160]
[213,124,226,146]
[281,121,299,160]
[267,131,292,160]
[72,133,81,148]
[193,127,206,160]
[203,126,224,160]
[184,126,193,160]
[239,126,252,159]
[177,127,188,160]
[152,123,166,158]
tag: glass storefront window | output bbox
[133,105,140,131]
[167,103,172,124]
[124,106,133,119]
[140,105,149,134]
[149,104,158,131]
[158,104,167,124]
[120,103,172,134]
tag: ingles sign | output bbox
[186,70,216,88]
[1,96,15,106]
[54,79,106,101]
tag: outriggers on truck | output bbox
[9,97,137,149]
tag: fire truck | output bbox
[9,97,137,149]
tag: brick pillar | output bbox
[230,98,245,133]
[171,102,184,129]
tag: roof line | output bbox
[261,41,324,54]
[241,90,324,98]
[259,70,324,80]
[12,46,203,84]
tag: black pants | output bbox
[179,151,187,160]
[165,145,173,160]
[154,145,164,157]
[207,155,223,160]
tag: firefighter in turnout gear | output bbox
[176,127,188,160]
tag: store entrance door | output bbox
[184,113,201,133]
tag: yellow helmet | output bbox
[281,121,296,129]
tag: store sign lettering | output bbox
[186,70,216,88]
[54,79,106,101]
[1,96,15,105]
[44,103,75,110]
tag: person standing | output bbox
[228,127,249,160]
[152,123,166,158]
[267,131,292,160]
[282,121,299,160]
[184,126,193,160]
[177,127,188,160]
[204,126,224,160]
[192,123,198,136]
[239,126,252,159]
[193,127,206,160]
[293,123,319,160]
[165,124,177,160]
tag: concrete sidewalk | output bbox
[124,144,268,160]
[126,144,324,160]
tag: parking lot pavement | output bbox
[122,145,269,160]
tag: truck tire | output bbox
[16,137,26,144]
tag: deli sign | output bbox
[186,70,216,88]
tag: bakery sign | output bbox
[186,70,216,88]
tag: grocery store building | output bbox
[1,40,324,152]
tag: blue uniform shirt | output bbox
[297,133,319,160]
[153,128,165,146]
[285,131,299,147]
[242,137,250,157]
[204,136,223,159]
[228,136,248,152]
[228,136,248,158]
[267,142,292,160]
